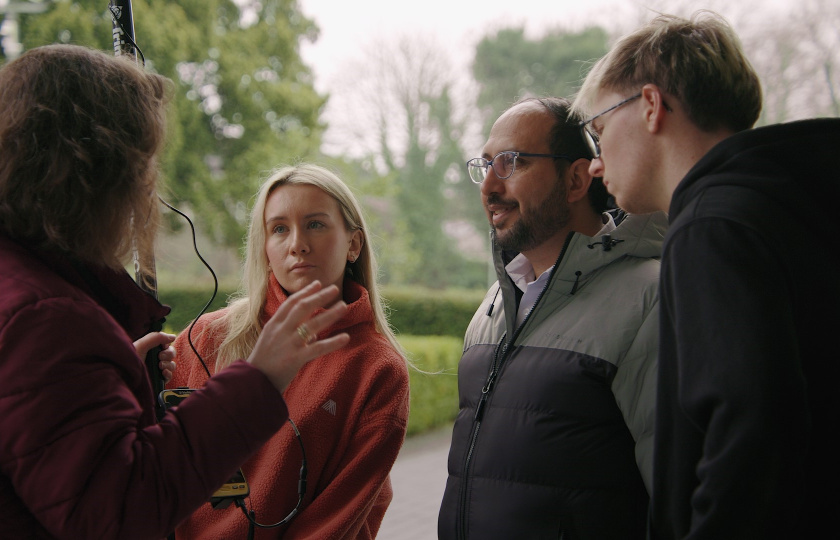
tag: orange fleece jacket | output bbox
[169,276,410,539]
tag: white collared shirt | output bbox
[505,214,617,328]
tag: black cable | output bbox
[113,6,303,534]
[161,198,305,534]
[108,3,147,66]
[234,418,308,530]
[120,29,146,65]
[158,197,216,378]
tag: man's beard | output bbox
[491,179,571,253]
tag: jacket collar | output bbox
[0,234,169,340]
[262,273,371,337]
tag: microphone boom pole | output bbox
[109,0,166,420]
[109,0,137,61]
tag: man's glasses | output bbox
[466,151,574,184]
[578,92,642,159]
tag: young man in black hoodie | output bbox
[573,10,840,540]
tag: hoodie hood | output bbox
[672,118,840,227]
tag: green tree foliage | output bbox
[9,0,325,248]
[325,36,488,289]
[394,85,483,288]
[472,26,609,138]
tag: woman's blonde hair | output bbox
[212,163,405,369]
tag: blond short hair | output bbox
[575,11,762,133]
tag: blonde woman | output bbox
[169,163,410,539]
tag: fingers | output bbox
[158,344,176,363]
[159,349,176,383]
[264,281,346,347]
[247,281,351,392]
[134,332,176,359]
[160,362,176,383]
[299,331,350,360]
[291,299,350,345]
[273,281,340,325]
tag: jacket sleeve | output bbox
[0,297,287,540]
[653,219,809,538]
[282,356,410,539]
[610,295,658,495]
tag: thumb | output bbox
[134,332,176,358]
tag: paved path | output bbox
[377,424,453,539]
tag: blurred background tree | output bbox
[6,0,324,252]
[472,25,609,136]
[321,35,487,289]
[320,27,612,289]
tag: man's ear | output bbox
[641,83,669,133]
[565,158,594,203]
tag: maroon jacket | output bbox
[0,233,288,539]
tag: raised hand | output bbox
[247,280,350,391]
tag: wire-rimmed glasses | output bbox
[578,92,642,159]
[467,151,574,184]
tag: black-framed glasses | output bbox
[578,92,642,159]
[466,151,574,184]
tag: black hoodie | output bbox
[650,118,840,540]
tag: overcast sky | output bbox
[297,0,637,93]
[296,0,794,94]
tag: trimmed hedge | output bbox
[400,335,462,437]
[383,286,485,338]
[157,284,235,333]
[158,284,487,337]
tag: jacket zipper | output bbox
[455,233,575,538]
[457,334,508,540]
